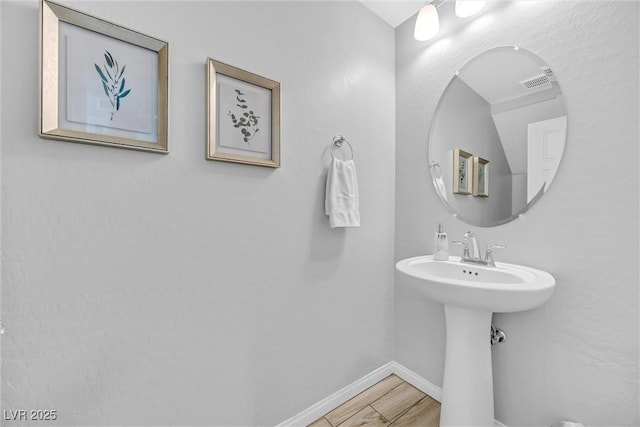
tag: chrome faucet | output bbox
[463,231,480,262]
[453,231,505,267]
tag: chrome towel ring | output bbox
[330,135,354,160]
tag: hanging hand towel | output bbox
[434,175,448,202]
[325,157,360,228]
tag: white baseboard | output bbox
[276,360,506,427]
[276,362,397,426]
[387,361,442,402]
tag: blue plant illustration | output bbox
[227,89,260,143]
[94,50,131,120]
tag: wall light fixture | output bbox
[455,0,486,18]
[414,0,487,41]
[413,3,440,41]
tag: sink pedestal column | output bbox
[440,304,494,427]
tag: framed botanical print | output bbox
[453,149,473,195]
[206,58,281,167]
[473,156,489,197]
[39,0,169,153]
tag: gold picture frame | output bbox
[206,58,281,168]
[473,156,489,197]
[39,0,169,153]
[453,149,473,194]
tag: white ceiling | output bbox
[458,49,555,105]
[358,0,425,28]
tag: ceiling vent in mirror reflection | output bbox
[519,74,552,91]
[428,46,568,227]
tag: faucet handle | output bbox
[486,244,506,250]
[484,244,506,266]
[451,240,470,260]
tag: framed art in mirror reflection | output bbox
[473,156,489,197]
[453,148,473,195]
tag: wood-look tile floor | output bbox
[308,375,440,427]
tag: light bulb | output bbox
[414,4,439,41]
[455,0,486,18]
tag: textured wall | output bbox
[1,1,395,425]
[395,1,639,426]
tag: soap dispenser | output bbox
[433,223,449,261]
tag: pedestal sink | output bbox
[395,255,555,426]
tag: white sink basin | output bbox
[396,255,555,426]
[396,255,555,313]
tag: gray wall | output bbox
[1,1,395,425]
[395,1,639,426]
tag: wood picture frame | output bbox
[453,149,473,195]
[206,58,281,168]
[39,0,169,153]
[473,156,489,197]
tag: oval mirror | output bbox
[428,47,567,226]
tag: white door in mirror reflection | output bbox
[527,116,567,203]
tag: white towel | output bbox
[434,175,448,202]
[325,157,360,228]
